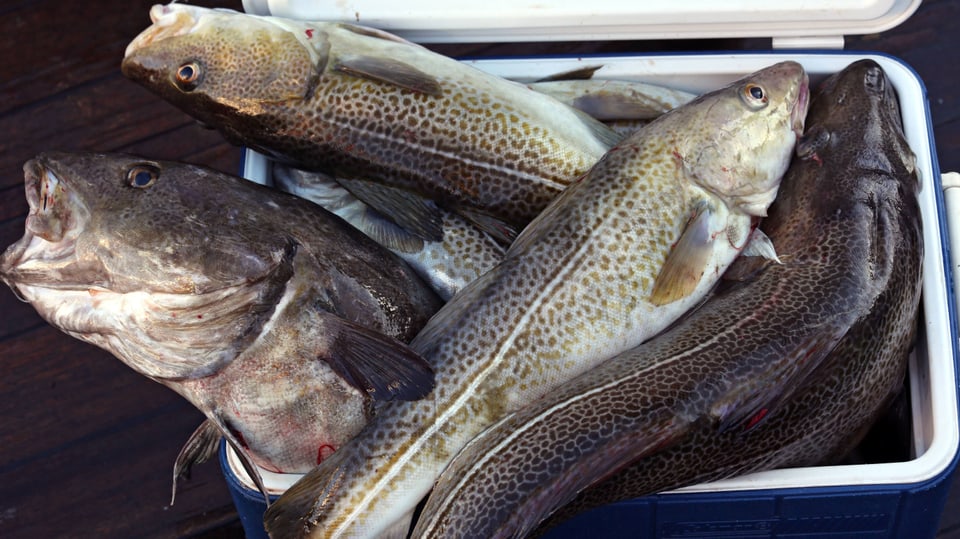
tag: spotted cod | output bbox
[120,3,624,242]
[262,61,809,538]
[0,153,444,493]
[411,59,922,538]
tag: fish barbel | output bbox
[263,60,808,538]
[0,152,443,480]
[121,3,622,241]
[413,59,920,539]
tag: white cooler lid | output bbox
[241,0,919,43]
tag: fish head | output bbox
[0,152,295,381]
[122,4,320,140]
[798,59,916,181]
[678,61,810,217]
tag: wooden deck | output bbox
[0,0,957,537]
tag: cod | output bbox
[412,59,923,538]
[0,153,443,493]
[264,61,808,538]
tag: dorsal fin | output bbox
[334,55,443,97]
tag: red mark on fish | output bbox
[317,444,336,464]
[305,28,315,39]
[744,408,769,431]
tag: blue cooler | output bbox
[226,1,960,537]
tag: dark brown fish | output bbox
[0,152,443,485]
[411,59,922,539]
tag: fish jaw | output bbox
[1,153,293,381]
[1,158,93,301]
[678,61,809,217]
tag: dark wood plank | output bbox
[0,0,956,538]
[0,1,246,537]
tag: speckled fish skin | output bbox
[0,152,443,476]
[262,61,808,539]
[416,59,919,539]
[120,4,620,235]
[272,164,505,301]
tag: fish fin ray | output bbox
[740,228,780,262]
[722,228,780,282]
[334,55,443,97]
[215,417,272,506]
[534,65,604,82]
[171,419,223,505]
[454,205,518,245]
[650,203,715,306]
[324,317,435,401]
[335,176,444,242]
[571,106,625,148]
[336,22,426,48]
[272,165,426,252]
[352,207,426,253]
[265,446,354,538]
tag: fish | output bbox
[272,164,505,301]
[262,60,809,538]
[0,152,444,486]
[410,59,921,539]
[121,3,623,243]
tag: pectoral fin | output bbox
[336,176,445,243]
[454,205,519,245]
[171,419,223,505]
[334,55,443,97]
[739,228,780,261]
[351,206,426,253]
[650,203,715,306]
[570,106,626,149]
[323,317,435,401]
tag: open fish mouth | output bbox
[0,159,86,294]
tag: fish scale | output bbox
[121,4,621,238]
[0,152,444,482]
[410,60,920,539]
[264,60,807,538]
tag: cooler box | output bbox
[223,1,960,537]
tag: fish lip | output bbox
[792,76,810,135]
[0,161,43,293]
[1,156,85,291]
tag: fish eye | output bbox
[175,62,202,91]
[741,83,768,109]
[127,164,160,189]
